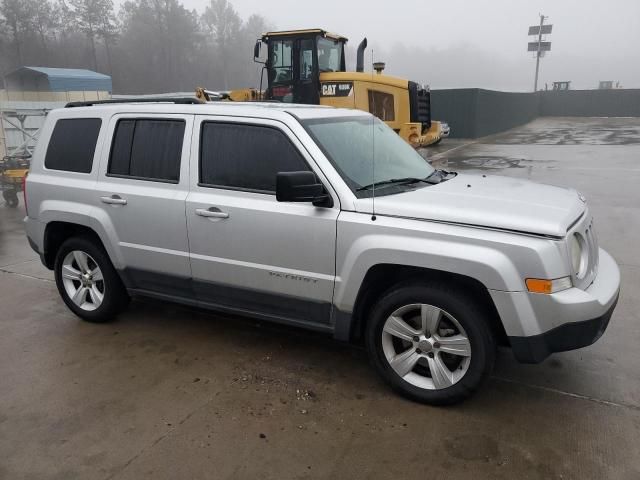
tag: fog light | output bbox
[526,277,572,294]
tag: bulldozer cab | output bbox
[256,29,347,104]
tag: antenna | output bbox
[371,48,376,221]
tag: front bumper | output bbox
[401,122,442,147]
[490,248,621,363]
[508,293,618,363]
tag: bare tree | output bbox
[0,0,32,64]
[203,0,241,90]
[29,0,55,55]
[51,0,74,65]
[0,0,277,93]
[69,0,114,71]
[240,13,272,88]
[117,0,200,92]
[96,3,118,74]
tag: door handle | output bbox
[195,207,229,219]
[100,195,127,205]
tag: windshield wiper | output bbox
[424,169,457,184]
[356,170,458,191]
[356,177,431,192]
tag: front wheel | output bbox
[54,236,129,323]
[365,282,496,405]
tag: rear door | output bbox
[185,116,339,329]
[94,113,193,297]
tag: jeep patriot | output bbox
[24,100,620,404]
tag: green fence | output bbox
[431,88,640,138]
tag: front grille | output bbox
[408,81,431,130]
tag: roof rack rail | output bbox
[65,97,203,108]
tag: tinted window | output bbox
[108,120,134,176]
[200,123,309,193]
[108,119,185,182]
[45,118,101,173]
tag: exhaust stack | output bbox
[356,38,368,72]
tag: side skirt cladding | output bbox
[119,268,335,334]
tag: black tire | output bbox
[54,236,129,323]
[365,282,496,405]
[3,190,18,208]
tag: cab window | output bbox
[271,40,293,83]
[300,38,314,80]
[317,37,343,73]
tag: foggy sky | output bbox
[117,0,640,91]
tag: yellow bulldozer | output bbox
[196,28,448,147]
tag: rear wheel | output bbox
[365,282,495,405]
[54,236,129,323]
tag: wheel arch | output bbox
[43,221,112,269]
[341,264,508,346]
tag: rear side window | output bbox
[45,118,102,173]
[108,119,185,182]
[200,122,309,193]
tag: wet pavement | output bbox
[481,117,640,146]
[1,116,639,479]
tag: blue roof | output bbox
[6,66,112,92]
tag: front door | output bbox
[186,116,338,328]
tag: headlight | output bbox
[570,233,588,279]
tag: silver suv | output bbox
[24,99,621,404]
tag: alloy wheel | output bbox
[381,303,471,390]
[61,250,105,311]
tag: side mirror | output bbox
[276,171,333,207]
[253,40,262,60]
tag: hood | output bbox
[354,174,585,237]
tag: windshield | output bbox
[317,37,343,72]
[303,116,435,197]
